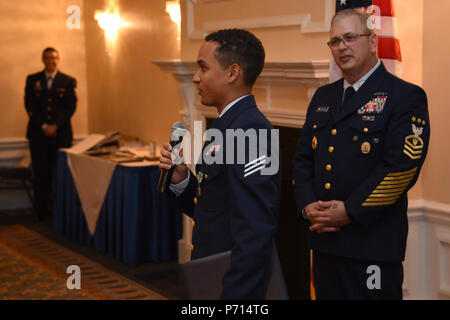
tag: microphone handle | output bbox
[157,138,181,193]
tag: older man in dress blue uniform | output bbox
[293,9,430,299]
[159,29,281,299]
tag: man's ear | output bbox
[369,33,378,53]
[227,64,241,83]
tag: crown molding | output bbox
[185,0,333,39]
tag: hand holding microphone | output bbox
[159,143,188,180]
[157,122,188,193]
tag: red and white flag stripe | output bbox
[371,0,402,76]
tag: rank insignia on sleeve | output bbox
[357,96,387,114]
[403,120,424,160]
[244,155,267,178]
[362,167,417,206]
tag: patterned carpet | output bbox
[0,225,167,300]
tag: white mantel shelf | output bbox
[153,60,331,130]
[153,60,330,81]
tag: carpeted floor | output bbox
[0,208,184,300]
[0,224,168,300]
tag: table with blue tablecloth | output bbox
[53,151,182,266]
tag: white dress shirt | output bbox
[343,60,381,93]
[45,70,57,89]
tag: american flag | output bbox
[329,0,403,82]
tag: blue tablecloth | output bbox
[53,151,182,266]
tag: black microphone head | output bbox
[171,122,187,141]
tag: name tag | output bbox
[315,106,330,113]
[372,91,388,96]
[362,115,375,121]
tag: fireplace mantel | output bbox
[153,60,330,130]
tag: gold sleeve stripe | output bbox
[368,191,404,197]
[375,184,409,191]
[383,175,415,182]
[362,200,397,206]
[387,167,417,177]
[381,175,414,182]
[365,196,400,202]
[382,172,416,180]
[362,167,418,207]
[379,179,412,186]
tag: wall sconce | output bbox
[95,0,126,56]
[165,0,181,41]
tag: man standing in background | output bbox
[293,9,429,299]
[24,47,77,220]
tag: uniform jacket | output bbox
[172,95,281,299]
[25,70,77,147]
[293,63,430,262]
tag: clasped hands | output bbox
[305,200,352,234]
[42,124,57,137]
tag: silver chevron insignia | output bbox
[244,155,267,178]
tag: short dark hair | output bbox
[205,29,265,87]
[42,47,59,59]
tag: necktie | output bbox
[47,76,53,89]
[342,86,356,109]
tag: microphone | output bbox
[157,122,188,193]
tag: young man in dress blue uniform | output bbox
[25,47,77,220]
[293,9,430,299]
[159,29,281,299]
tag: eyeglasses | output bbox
[327,33,371,48]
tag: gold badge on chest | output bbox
[361,142,371,154]
[312,136,318,150]
[196,172,204,197]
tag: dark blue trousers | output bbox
[313,250,403,300]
